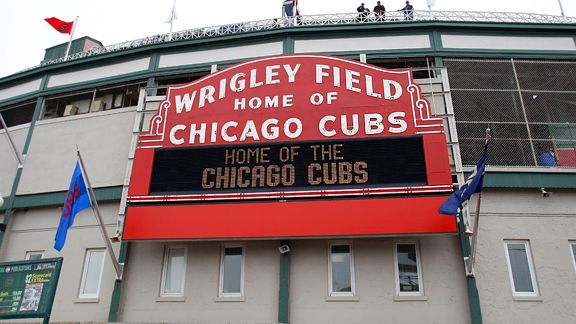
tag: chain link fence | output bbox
[444,58,576,169]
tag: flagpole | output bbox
[466,128,491,276]
[64,16,79,61]
[0,112,24,167]
[76,148,123,279]
[168,0,176,41]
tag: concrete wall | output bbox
[17,108,136,195]
[119,236,468,324]
[289,237,470,324]
[0,202,121,322]
[474,189,576,324]
[121,240,280,324]
[0,124,28,195]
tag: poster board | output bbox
[0,257,63,323]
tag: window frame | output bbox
[25,250,44,260]
[218,245,245,298]
[78,248,106,299]
[327,241,356,297]
[504,240,539,297]
[393,241,424,297]
[570,241,576,274]
[160,246,188,298]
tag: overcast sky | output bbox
[1,0,574,78]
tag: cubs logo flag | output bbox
[54,161,92,251]
[44,17,74,34]
[438,143,488,216]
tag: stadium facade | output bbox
[1,10,576,324]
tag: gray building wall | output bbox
[17,108,136,195]
[0,202,120,322]
[474,189,576,324]
[121,241,280,324]
[0,19,574,324]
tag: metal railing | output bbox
[27,11,576,70]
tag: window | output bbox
[25,251,44,260]
[219,246,244,297]
[0,102,36,129]
[79,249,105,299]
[394,242,424,296]
[160,247,187,297]
[328,243,355,296]
[504,241,539,297]
[570,241,576,273]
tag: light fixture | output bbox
[463,223,474,237]
[541,187,552,198]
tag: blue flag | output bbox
[439,144,488,215]
[54,161,92,251]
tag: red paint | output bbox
[124,55,454,239]
[123,196,456,240]
[423,133,452,185]
[140,54,443,149]
[127,149,155,197]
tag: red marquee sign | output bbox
[123,55,456,240]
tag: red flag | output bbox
[44,17,74,34]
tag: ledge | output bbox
[74,298,100,303]
[214,296,245,302]
[513,296,543,302]
[155,296,186,302]
[326,295,360,302]
[394,295,428,301]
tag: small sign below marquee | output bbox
[124,54,455,240]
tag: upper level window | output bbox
[25,251,44,260]
[0,102,36,129]
[328,243,355,297]
[160,246,187,297]
[219,246,244,297]
[394,242,424,296]
[504,241,539,297]
[42,82,144,120]
[79,248,105,299]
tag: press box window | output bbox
[504,241,539,297]
[219,246,244,297]
[329,243,355,297]
[160,247,187,297]
[79,249,105,299]
[394,242,424,296]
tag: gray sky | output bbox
[1,0,574,78]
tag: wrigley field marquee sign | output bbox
[124,54,456,240]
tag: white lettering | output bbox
[240,120,260,141]
[222,121,238,142]
[189,123,206,144]
[384,80,402,100]
[266,65,280,84]
[345,70,361,93]
[388,112,407,133]
[319,115,336,137]
[175,92,196,114]
[169,125,186,145]
[284,118,302,139]
[262,119,280,140]
[199,85,215,108]
[364,113,384,135]
[283,64,300,82]
[315,64,330,84]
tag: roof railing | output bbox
[27,11,576,71]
